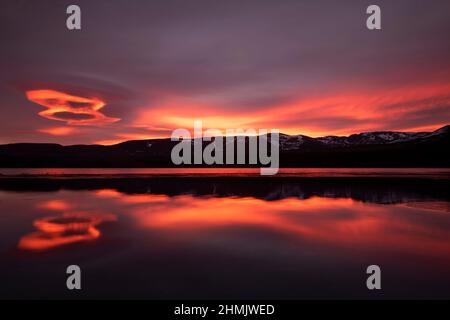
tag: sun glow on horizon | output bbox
[19,81,450,145]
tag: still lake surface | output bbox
[0,168,449,299]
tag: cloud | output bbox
[0,0,449,144]
[38,126,78,136]
[26,89,121,125]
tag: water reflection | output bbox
[18,201,116,251]
[0,175,450,298]
[1,175,449,204]
[95,191,450,258]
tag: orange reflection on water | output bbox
[38,199,73,211]
[132,196,378,235]
[115,194,450,258]
[16,189,450,259]
[18,211,116,251]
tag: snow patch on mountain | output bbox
[277,125,448,151]
[279,134,305,150]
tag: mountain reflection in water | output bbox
[0,175,449,299]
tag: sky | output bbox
[1,0,449,145]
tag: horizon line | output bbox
[0,124,448,147]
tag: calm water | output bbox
[0,169,449,299]
[1,167,450,178]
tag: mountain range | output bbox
[0,125,448,167]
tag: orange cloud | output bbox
[263,83,450,135]
[24,82,450,145]
[134,99,267,136]
[38,126,78,136]
[133,83,450,137]
[26,89,120,125]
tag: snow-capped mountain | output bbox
[0,125,448,167]
[280,125,449,151]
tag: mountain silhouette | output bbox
[0,125,448,167]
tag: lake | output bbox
[0,168,449,299]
